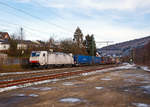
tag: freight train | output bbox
[29,51,118,68]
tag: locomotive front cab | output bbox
[29,51,48,66]
[29,51,40,66]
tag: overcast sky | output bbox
[0,0,150,47]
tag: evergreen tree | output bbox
[85,34,96,56]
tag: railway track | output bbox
[0,65,117,88]
[0,65,112,81]
[0,67,80,81]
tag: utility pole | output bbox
[91,36,95,64]
[92,37,94,56]
[20,27,23,41]
[130,48,135,64]
[96,41,114,56]
[96,41,114,47]
[20,27,24,54]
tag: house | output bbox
[34,40,47,47]
[0,40,10,51]
[0,32,10,41]
[17,42,28,50]
[0,32,10,51]
[0,32,51,51]
[17,40,39,50]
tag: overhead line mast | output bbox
[96,41,114,47]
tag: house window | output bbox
[3,45,6,49]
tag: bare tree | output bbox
[48,37,55,48]
[73,27,84,47]
[60,38,88,55]
[8,34,18,56]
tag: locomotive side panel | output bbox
[47,53,55,65]
[47,53,74,65]
[63,54,74,64]
[54,54,63,65]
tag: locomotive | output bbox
[29,51,74,68]
[29,51,118,68]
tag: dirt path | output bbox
[0,65,150,107]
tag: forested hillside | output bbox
[98,36,150,57]
[134,42,150,66]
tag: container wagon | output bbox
[74,55,102,65]
[74,55,92,65]
[93,56,102,64]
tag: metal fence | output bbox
[0,53,7,65]
[0,57,29,65]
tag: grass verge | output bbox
[0,64,29,73]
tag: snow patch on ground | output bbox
[63,82,74,86]
[0,71,44,76]
[140,81,150,84]
[26,87,39,90]
[26,87,52,91]
[110,72,119,76]
[101,78,112,81]
[82,72,96,76]
[0,79,14,82]
[81,63,136,76]
[116,63,136,70]
[0,86,18,93]
[124,89,129,92]
[141,66,150,72]
[95,87,104,90]
[124,79,136,83]
[28,94,39,97]
[39,87,52,91]
[121,73,149,79]
[140,86,150,93]
[14,94,26,97]
[13,93,38,97]
[132,103,150,107]
[60,98,81,103]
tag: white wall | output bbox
[17,44,28,50]
[0,43,10,50]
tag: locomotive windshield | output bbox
[31,52,40,57]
